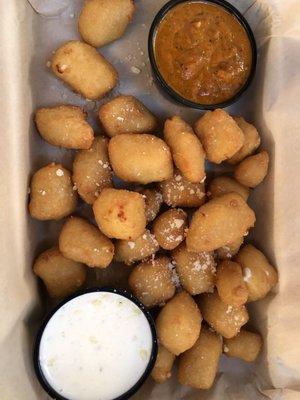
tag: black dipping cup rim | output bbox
[148,0,257,110]
[33,287,158,400]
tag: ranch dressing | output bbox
[38,291,154,400]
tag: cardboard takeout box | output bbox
[0,0,299,399]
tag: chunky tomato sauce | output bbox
[154,1,252,104]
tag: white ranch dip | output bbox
[38,291,153,400]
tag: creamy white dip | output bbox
[39,291,153,400]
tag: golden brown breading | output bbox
[93,188,146,240]
[73,136,113,204]
[29,163,77,220]
[108,133,173,184]
[35,105,94,149]
[59,217,114,268]
[51,41,117,100]
[33,247,86,298]
[99,95,157,137]
[194,109,244,164]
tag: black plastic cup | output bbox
[148,0,257,110]
[33,287,158,400]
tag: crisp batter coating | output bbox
[73,136,113,204]
[35,105,94,149]
[223,329,263,362]
[197,291,249,338]
[99,95,157,137]
[159,170,206,207]
[93,188,146,240]
[33,247,86,298]
[228,117,261,165]
[235,244,278,301]
[186,192,255,252]
[108,133,173,184]
[234,151,269,188]
[51,40,118,100]
[59,217,114,268]
[208,175,249,201]
[178,327,222,389]
[128,256,176,307]
[164,116,206,183]
[216,260,248,306]
[114,229,159,265]
[151,345,175,384]
[153,208,188,250]
[78,0,135,47]
[172,242,216,295]
[139,188,163,222]
[29,163,77,220]
[156,291,202,355]
[194,109,244,164]
[216,236,244,260]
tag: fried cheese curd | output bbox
[33,247,86,298]
[51,41,118,100]
[128,256,176,308]
[35,105,94,149]
[78,0,135,47]
[99,95,157,137]
[29,163,77,221]
[93,188,146,240]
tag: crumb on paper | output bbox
[89,336,98,344]
[147,76,154,86]
[131,66,141,74]
[46,61,51,68]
